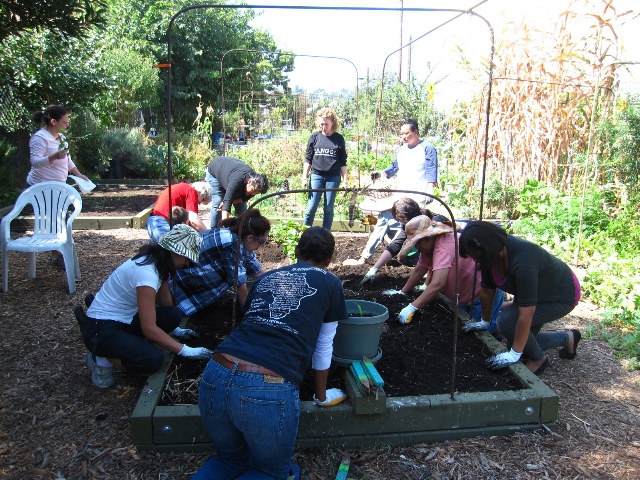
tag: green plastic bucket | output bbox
[332,300,389,367]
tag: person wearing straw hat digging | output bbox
[74,224,213,389]
[382,215,506,331]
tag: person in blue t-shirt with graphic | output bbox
[301,107,348,230]
[191,227,348,480]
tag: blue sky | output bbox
[248,0,640,109]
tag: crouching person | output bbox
[75,225,213,388]
[192,227,348,480]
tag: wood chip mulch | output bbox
[0,216,639,478]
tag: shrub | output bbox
[0,139,18,208]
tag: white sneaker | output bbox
[85,352,115,389]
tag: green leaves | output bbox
[269,220,308,263]
[0,0,107,42]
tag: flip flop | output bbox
[532,356,550,376]
[559,329,581,359]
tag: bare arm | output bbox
[512,305,536,353]
[69,166,88,180]
[313,368,329,402]
[137,286,183,354]
[372,250,393,269]
[236,283,248,308]
[479,288,496,320]
[401,266,429,293]
[407,268,449,308]
[340,165,348,184]
[302,163,311,182]
[187,211,207,231]
[156,281,175,306]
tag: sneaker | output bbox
[85,352,115,389]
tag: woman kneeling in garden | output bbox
[171,209,269,315]
[459,221,582,375]
[191,227,348,480]
[75,225,213,389]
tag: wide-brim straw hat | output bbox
[158,224,203,264]
[398,215,454,259]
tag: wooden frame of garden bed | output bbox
[131,325,558,452]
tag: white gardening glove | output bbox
[413,284,426,293]
[171,327,200,339]
[398,303,419,324]
[178,345,213,360]
[461,319,490,333]
[358,267,378,285]
[485,348,522,370]
[382,289,406,296]
[314,388,347,407]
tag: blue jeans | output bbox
[193,358,300,480]
[85,306,182,374]
[461,288,505,335]
[497,301,575,361]
[206,170,247,228]
[146,215,171,243]
[303,173,340,230]
[359,210,402,260]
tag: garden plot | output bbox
[131,238,559,451]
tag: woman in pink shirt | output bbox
[26,105,89,268]
[383,215,507,333]
[26,105,88,187]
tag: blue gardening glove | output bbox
[178,345,213,360]
[382,289,406,296]
[314,388,347,407]
[359,267,378,286]
[171,327,200,339]
[398,303,419,324]
[485,348,522,370]
[461,319,490,333]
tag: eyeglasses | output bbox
[254,236,267,245]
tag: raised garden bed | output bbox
[130,240,559,452]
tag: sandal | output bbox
[559,329,581,359]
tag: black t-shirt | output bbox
[207,156,255,212]
[479,235,577,307]
[217,262,348,387]
[305,131,347,177]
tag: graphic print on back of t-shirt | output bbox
[244,271,317,332]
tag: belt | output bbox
[213,353,284,384]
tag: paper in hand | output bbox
[68,175,96,194]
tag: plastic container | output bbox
[332,300,389,367]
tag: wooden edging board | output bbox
[130,314,559,452]
[0,212,370,233]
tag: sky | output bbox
[247,0,640,109]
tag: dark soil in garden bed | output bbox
[78,186,164,216]
[159,238,521,406]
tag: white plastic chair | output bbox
[1,182,82,294]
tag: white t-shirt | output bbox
[87,258,161,324]
[27,129,77,185]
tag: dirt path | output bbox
[0,225,638,479]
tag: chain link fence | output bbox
[0,87,32,191]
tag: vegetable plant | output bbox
[269,220,308,262]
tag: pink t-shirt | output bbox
[416,232,480,306]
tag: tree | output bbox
[0,30,106,113]
[0,0,107,42]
